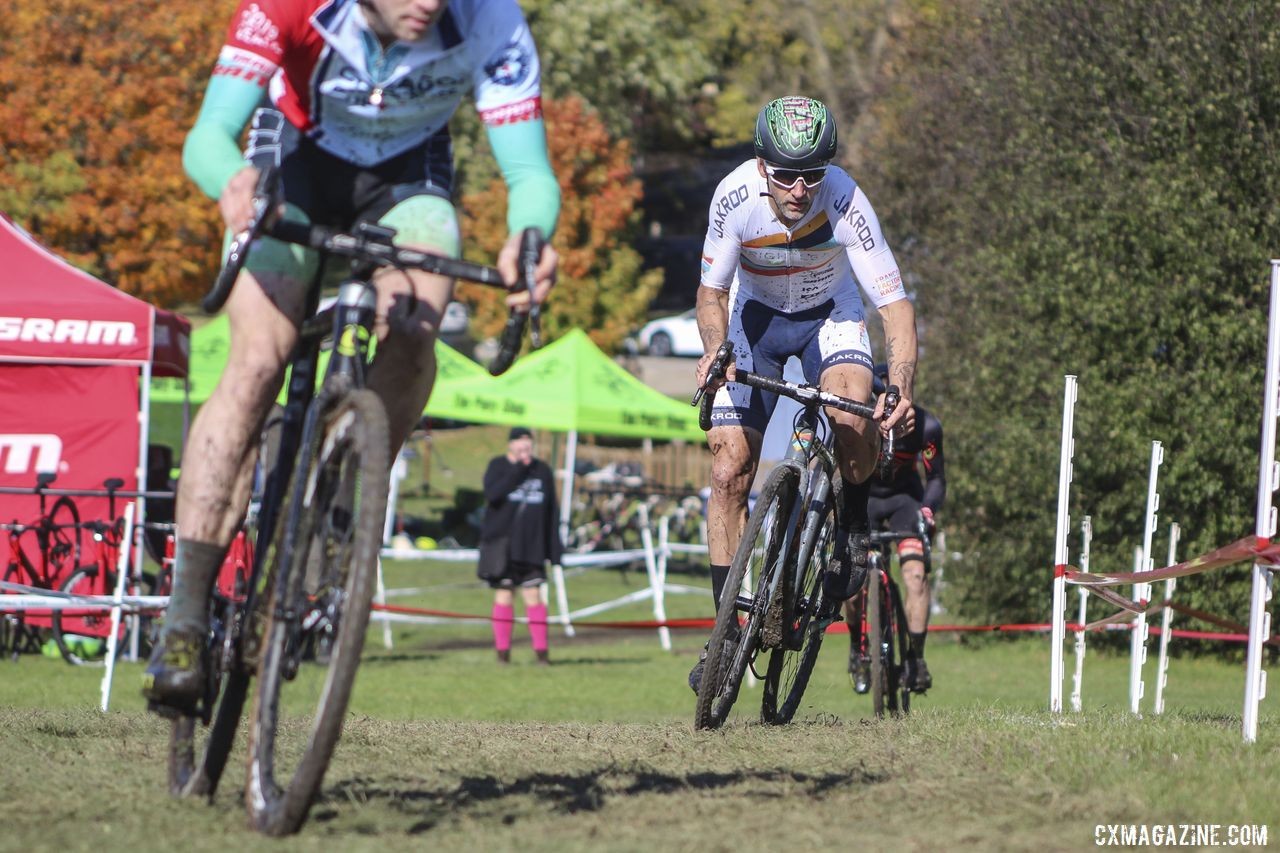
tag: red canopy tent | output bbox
[0,212,190,566]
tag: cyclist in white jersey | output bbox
[688,96,917,692]
[144,0,561,713]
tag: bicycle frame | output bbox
[746,403,840,651]
[240,276,374,671]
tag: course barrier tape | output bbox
[366,601,1276,644]
[1062,535,1280,588]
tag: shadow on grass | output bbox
[316,763,889,832]
[360,652,449,665]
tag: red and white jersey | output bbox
[700,160,907,314]
[217,0,543,165]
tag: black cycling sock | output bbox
[165,539,229,638]
[909,630,927,659]
[840,477,870,534]
[710,563,731,608]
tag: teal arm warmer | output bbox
[486,117,561,239]
[182,75,266,200]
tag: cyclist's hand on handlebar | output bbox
[219,167,261,234]
[921,506,936,536]
[219,166,283,235]
[874,388,915,439]
[695,349,735,392]
[497,232,558,310]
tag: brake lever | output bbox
[876,384,901,480]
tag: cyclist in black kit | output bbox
[846,365,945,694]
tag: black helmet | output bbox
[754,96,837,169]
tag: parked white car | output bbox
[638,309,702,357]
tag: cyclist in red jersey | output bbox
[847,365,945,694]
[144,0,561,713]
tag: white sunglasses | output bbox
[763,162,828,190]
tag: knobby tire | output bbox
[867,566,887,718]
[245,388,389,835]
[694,464,799,731]
[760,477,841,725]
[168,583,252,799]
[891,581,912,716]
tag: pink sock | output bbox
[527,603,549,652]
[492,603,514,651]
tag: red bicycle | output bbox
[853,513,932,718]
[1,473,83,659]
[50,478,132,666]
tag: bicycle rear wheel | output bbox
[168,586,251,799]
[50,566,125,666]
[760,478,841,725]
[695,464,799,731]
[867,564,900,719]
[890,580,912,716]
[245,389,389,835]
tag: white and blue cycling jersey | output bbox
[700,160,908,432]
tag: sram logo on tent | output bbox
[0,316,137,345]
[0,434,62,474]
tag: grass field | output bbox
[2,555,1277,852]
[48,421,1278,850]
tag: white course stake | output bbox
[1153,522,1181,715]
[1129,441,1162,717]
[100,503,136,712]
[1050,375,1078,713]
[1244,260,1280,742]
[1070,516,1093,713]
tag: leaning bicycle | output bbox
[692,342,897,729]
[165,127,542,834]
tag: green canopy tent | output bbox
[425,327,704,543]
[150,313,488,407]
[424,328,706,646]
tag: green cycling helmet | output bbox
[753,96,837,169]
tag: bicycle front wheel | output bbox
[760,479,840,725]
[46,496,82,583]
[246,389,389,835]
[695,464,799,731]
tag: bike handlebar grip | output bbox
[691,340,734,408]
[201,163,282,315]
[488,228,545,376]
[519,227,545,284]
[202,255,241,315]
[489,309,527,376]
[699,395,714,431]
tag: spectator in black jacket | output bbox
[480,427,563,664]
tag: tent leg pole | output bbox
[558,430,577,550]
[552,562,575,637]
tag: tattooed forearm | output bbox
[696,285,730,353]
[880,298,918,399]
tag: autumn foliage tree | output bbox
[458,96,662,353]
[0,0,235,305]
